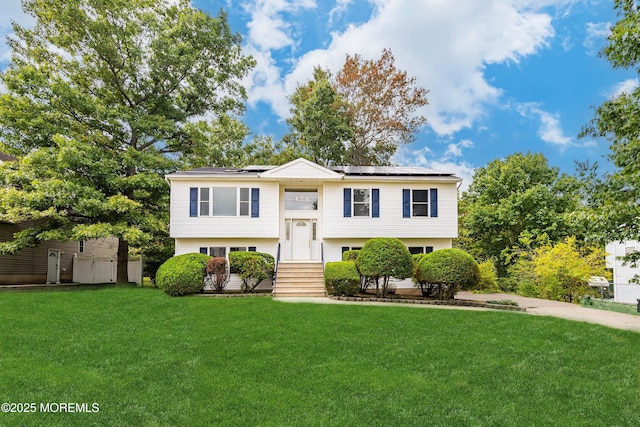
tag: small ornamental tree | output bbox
[156,253,211,296]
[356,238,413,297]
[342,249,370,292]
[324,261,360,296]
[415,249,480,299]
[229,251,275,293]
[205,257,229,293]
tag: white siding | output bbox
[175,238,279,259]
[322,181,458,239]
[606,241,640,285]
[170,180,279,238]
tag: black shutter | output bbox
[190,188,198,217]
[343,188,351,217]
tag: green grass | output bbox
[1,288,640,426]
[581,296,640,316]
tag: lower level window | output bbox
[408,246,434,255]
[199,247,226,257]
[199,246,257,257]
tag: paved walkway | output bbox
[275,292,640,333]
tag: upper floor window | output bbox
[343,188,379,218]
[353,189,370,217]
[403,189,438,218]
[190,187,259,218]
[285,189,318,210]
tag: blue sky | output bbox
[1,0,637,189]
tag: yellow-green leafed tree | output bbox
[532,237,608,303]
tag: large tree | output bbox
[580,0,640,267]
[0,0,254,283]
[458,152,580,276]
[335,48,429,166]
[285,67,352,166]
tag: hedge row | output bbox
[326,243,480,300]
[156,251,274,296]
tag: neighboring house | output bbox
[0,152,138,285]
[167,158,461,295]
[606,240,640,304]
[0,223,118,284]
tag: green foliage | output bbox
[510,237,609,303]
[459,152,580,276]
[155,253,210,296]
[532,237,608,303]
[229,251,275,293]
[415,249,480,299]
[342,250,360,262]
[578,1,640,266]
[324,261,360,296]
[286,67,352,166]
[0,0,254,283]
[357,238,413,297]
[476,260,500,292]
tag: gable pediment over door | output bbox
[258,158,343,180]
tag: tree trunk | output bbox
[117,238,129,284]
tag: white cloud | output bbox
[583,21,610,55]
[394,143,476,191]
[444,139,474,159]
[328,0,353,25]
[244,0,316,51]
[609,78,639,98]
[516,102,573,147]
[244,0,561,137]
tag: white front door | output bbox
[292,220,312,260]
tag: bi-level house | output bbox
[167,158,462,296]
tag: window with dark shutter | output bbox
[343,188,351,217]
[190,188,198,217]
[251,188,260,218]
[372,189,379,218]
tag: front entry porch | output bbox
[282,218,319,261]
[273,262,325,297]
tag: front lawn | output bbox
[1,288,639,426]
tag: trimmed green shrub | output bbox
[156,253,211,296]
[324,261,360,296]
[229,251,275,293]
[415,249,480,299]
[357,238,413,297]
[342,250,360,262]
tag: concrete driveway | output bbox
[276,292,640,333]
[457,292,640,333]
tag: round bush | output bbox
[156,253,211,296]
[356,238,413,280]
[415,249,480,298]
[324,261,360,296]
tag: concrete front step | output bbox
[273,290,327,297]
[274,262,326,297]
